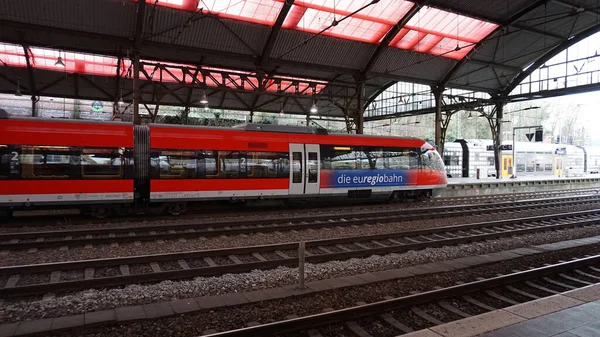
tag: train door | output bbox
[289,144,320,195]
[555,156,564,177]
[501,155,512,177]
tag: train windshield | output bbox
[420,145,445,171]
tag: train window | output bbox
[487,157,495,166]
[219,151,240,178]
[21,146,71,179]
[419,150,444,171]
[308,152,318,183]
[0,145,9,179]
[385,149,412,170]
[526,164,535,172]
[321,146,357,170]
[292,152,302,183]
[545,164,553,171]
[516,164,525,172]
[247,152,290,178]
[81,148,124,179]
[156,150,196,179]
[363,148,385,169]
[360,149,382,169]
[277,153,290,178]
[203,151,218,177]
[444,155,459,166]
[247,152,268,178]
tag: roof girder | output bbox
[258,0,294,68]
[362,0,429,74]
[466,59,522,72]
[500,22,600,97]
[439,0,550,87]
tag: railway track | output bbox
[206,254,600,337]
[2,194,600,251]
[2,208,600,298]
[5,187,599,227]
[432,186,599,203]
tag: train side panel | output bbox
[148,125,447,202]
[0,119,135,208]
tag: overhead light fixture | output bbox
[310,101,318,114]
[15,81,22,96]
[55,51,65,67]
[118,96,124,106]
[199,90,208,104]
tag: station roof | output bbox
[1,0,599,118]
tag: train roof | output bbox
[150,121,426,142]
[2,115,133,127]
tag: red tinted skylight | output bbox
[0,42,127,77]
[392,6,497,59]
[201,0,284,25]
[282,0,414,43]
[0,42,326,95]
[135,1,497,60]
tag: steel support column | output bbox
[114,55,122,119]
[432,86,444,155]
[132,0,146,125]
[355,81,365,134]
[491,100,504,179]
[132,55,142,124]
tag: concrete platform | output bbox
[441,175,600,198]
[402,283,600,337]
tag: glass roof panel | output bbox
[0,43,27,67]
[200,0,284,25]
[406,6,497,42]
[285,0,413,43]
[392,6,497,58]
[133,1,497,60]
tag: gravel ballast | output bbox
[42,243,600,337]
[3,225,600,324]
[2,202,600,267]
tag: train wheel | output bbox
[167,203,186,216]
[389,191,401,203]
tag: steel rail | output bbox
[1,209,600,297]
[2,194,599,251]
[204,254,600,336]
[5,188,598,227]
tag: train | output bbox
[444,139,600,178]
[0,117,447,218]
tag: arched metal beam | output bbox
[362,0,428,74]
[259,0,294,67]
[439,0,549,87]
[500,22,600,97]
[362,80,396,111]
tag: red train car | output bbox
[0,118,447,217]
[0,118,135,217]
[148,124,447,213]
